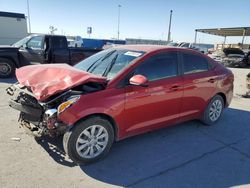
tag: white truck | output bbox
[67,36,83,47]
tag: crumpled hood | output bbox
[16,64,107,101]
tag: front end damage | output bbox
[7,84,71,137]
[7,82,105,138]
[209,48,246,67]
[221,55,245,67]
[6,64,107,137]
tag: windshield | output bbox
[74,48,145,80]
[12,36,32,47]
[167,42,179,47]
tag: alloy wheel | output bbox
[75,125,109,159]
[209,99,223,122]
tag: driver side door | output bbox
[19,36,45,65]
[124,51,183,136]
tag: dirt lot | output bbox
[0,68,250,188]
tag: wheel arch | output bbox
[70,113,119,141]
[216,92,227,107]
[0,55,19,68]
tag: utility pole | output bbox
[117,4,121,40]
[242,28,246,45]
[167,10,173,42]
[194,30,197,44]
[27,0,31,33]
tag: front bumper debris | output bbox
[7,83,67,137]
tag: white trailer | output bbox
[0,11,28,45]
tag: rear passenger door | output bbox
[180,52,217,121]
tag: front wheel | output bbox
[63,117,114,164]
[0,58,16,78]
[202,95,224,126]
[239,60,247,68]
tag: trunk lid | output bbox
[16,64,107,101]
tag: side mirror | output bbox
[19,43,26,49]
[23,43,31,50]
[129,74,148,87]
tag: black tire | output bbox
[0,58,16,78]
[239,61,247,68]
[202,95,224,126]
[63,116,114,164]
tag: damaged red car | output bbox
[7,45,234,164]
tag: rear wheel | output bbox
[63,116,114,164]
[202,95,224,126]
[0,58,16,78]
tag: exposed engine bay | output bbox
[6,82,105,137]
[208,48,250,67]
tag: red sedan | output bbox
[8,45,234,164]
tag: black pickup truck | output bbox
[0,34,101,78]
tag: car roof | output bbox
[29,34,66,38]
[115,45,171,53]
[115,44,194,54]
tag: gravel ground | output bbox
[0,67,250,188]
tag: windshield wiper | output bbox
[102,53,118,77]
[88,50,116,73]
[101,50,116,61]
[86,58,101,72]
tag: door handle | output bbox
[208,78,215,83]
[169,85,180,91]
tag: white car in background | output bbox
[175,42,214,54]
[67,36,83,47]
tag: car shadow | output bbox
[35,135,76,167]
[0,77,17,84]
[79,108,250,187]
[37,108,250,187]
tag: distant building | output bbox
[0,11,28,45]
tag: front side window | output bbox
[134,52,178,81]
[26,36,43,49]
[182,53,209,74]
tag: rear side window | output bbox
[182,53,209,74]
[135,52,178,81]
[53,37,68,49]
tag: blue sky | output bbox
[0,0,249,44]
